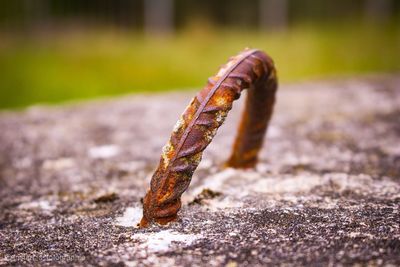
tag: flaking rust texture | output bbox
[0,73,400,265]
[141,49,278,227]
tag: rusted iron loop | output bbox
[140,48,278,227]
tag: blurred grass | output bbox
[0,21,399,110]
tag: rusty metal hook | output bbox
[140,48,278,227]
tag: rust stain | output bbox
[140,48,278,227]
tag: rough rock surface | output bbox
[0,76,399,266]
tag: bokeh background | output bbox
[0,0,399,110]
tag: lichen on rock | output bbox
[0,76,399,266]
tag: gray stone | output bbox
[0,76,399,266]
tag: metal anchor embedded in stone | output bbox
[140,48,278,227]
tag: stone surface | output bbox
[0,75,399,266]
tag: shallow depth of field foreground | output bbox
[1,75,399,266]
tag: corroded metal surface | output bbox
[140,48,278,227]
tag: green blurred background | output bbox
[0,0,399,110]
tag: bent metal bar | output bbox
[140,48,278,227]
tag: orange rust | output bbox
[140,48,278,227]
